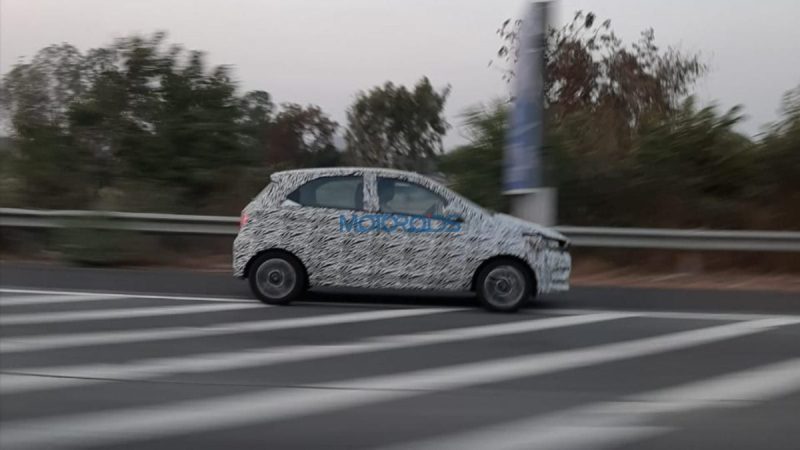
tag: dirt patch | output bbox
[571,270,800,293]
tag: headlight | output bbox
[545,239,568,250]
[524,233,569,250]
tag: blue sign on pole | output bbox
[503,2,548,194]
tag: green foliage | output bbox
[636,99,752,199]
[1,19,797,234]
[345,77,450,171]
[0,138,22,206]
[443,9,799,230]
[549,99,759,228]
[497,11,706,159]
[53,217,155,266]
[750,86,800,228]
[439,102,509,212]
[265,103,340,168]
[0,33,338,213]
[446,90,800,229]
[64,35,251,206]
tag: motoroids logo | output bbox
[339,213,462,234]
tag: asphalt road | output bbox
[1,262,799,449]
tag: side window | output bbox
[377,177,446,217]
[286,176,364,210]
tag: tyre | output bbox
[247,251,306,305]
[475,259,533,312]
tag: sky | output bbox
[2,0,799,148]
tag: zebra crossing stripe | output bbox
[384,357,800,450]
[0,312,634,394]
[0,294,122,307]
[0,303,263,325]
[0,288,253,304]
[0,307,461,353]
[2,317,797,449]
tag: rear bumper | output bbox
[232,234,249,278]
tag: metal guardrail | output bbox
[555,226,800,252]
[2,208,800,252]
[0,208,239,236]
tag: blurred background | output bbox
[1,0,799,280]
[2,3,800,450]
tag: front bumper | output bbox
[539,248,571,294]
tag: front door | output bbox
[370,176,458,290]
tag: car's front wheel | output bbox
[476,259,533,312]
[248,251,306,305]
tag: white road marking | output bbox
[547,308,798,322]
[0,288,253,304]
[386,357,800,450]
[3,288,798,322]
[0,307,460,353]
[1,312,634,394]
[2,317,797,449]
[0,294,123,307]
[0,374,57,394]
[0,303,264,325]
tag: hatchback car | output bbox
[233,167,570,312]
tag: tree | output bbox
[238,90,275,162]
[66,36,251,206]
[1,33,278,210]
[636,99,751,197]
[264,103,339,168]
[754,85,800,228]
[439,102,509,212]
[0,43,87,133]
[344,77,450,171]
[0,44,95,207]
[442,12,788,229]
[495,11,706,158]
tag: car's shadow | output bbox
[299,287,559,311]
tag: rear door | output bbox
[282,175,373,287]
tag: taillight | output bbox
[240,212,249,228]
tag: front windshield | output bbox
[436,182,494,217]
[461,195,495,215]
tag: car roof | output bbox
[271,167,425,180]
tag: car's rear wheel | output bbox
[476,259,533,312]
[248,252,306,305]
